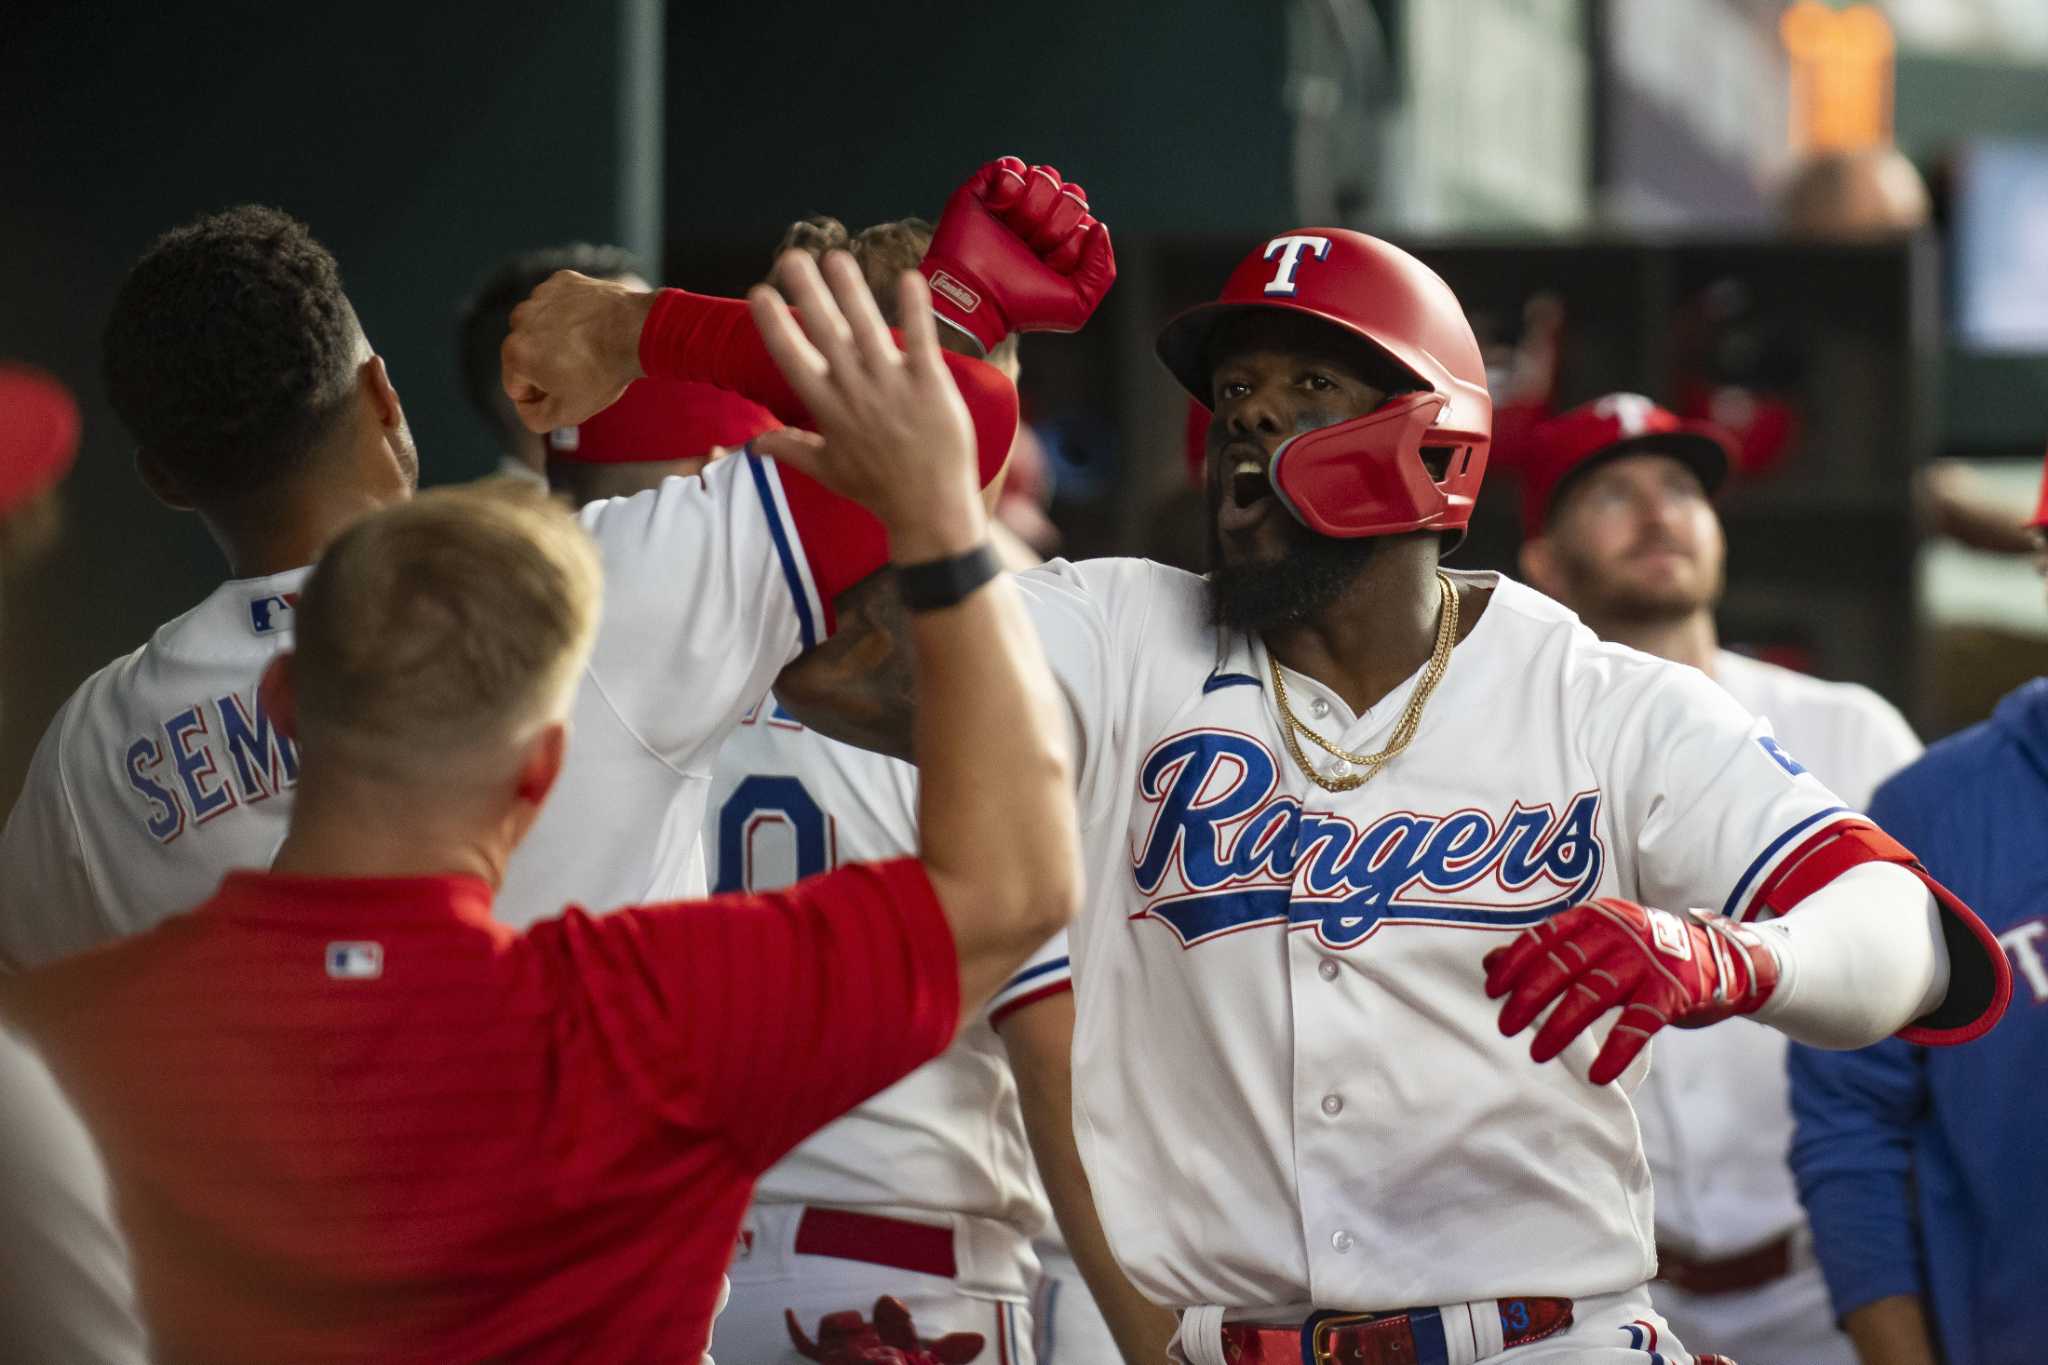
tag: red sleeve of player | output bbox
[638,288,1019,606]
[554,857,961,1174]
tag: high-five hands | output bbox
[1484,898,1781,1085]
[499,272,657,433]
[920,156,1116,355]
[748,251,986,561]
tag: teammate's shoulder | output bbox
[576,467,714,541]
[1020,554,1200,598]
[1476,575,1685,682]
[1716,650,1910,723]
[1018,556,1208,629]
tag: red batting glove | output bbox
[1482,898,1781,1086]
[920,156,1116,355]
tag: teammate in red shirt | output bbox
[2,257,1080,1365]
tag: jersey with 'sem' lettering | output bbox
[707,700,1067,1300]
[1017,558,1867,1316]
[1,451,855,967]
[0,568,308,969]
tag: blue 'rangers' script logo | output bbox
[1131,730,1605,949]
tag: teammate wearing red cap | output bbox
[726,228,2012,1363]
[1515,394,1923,1365]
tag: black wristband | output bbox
[896,542,1000,612]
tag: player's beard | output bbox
[1555,541,1720,626]
[1206,507,1380,634]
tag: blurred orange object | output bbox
[1781,1,1895,154]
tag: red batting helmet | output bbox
[1155,229,1491,542]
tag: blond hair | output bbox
[292,479,601,775]
[771,215,1020,371]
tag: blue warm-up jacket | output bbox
[1788,678,2048,1365]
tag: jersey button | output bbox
[1331,1229,1354,1253]
[1318,959,1340,981]
[1322,760,1349,779]
[1309,697,1331,719]
[1321,1093,1343,1117]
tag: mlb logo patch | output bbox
[325,941,384,980]
[1646,909,1693,961]
[248,592,299,634]
[548,424,580,453]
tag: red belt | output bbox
[1219,1299,1573,1364]
[794,1207,957,1280]
[1656,1234,1792,1296]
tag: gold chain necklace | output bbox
[1269,571,1460,794]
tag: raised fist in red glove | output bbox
[1483,898,1781,1085]
[920,156,1116,355]
[786,1296,985,1365]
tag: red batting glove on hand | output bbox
[786,1297,985,1365]
[920,156,1116,355]
[1482,898,1781,1086]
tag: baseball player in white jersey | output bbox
[780,228,2010,1365]
[1516,394,1926,1365]
[705,698,1067,1363]
[0,160,1103,966]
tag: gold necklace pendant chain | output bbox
[1270,571,1460,794]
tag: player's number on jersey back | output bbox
[714,775,829,893]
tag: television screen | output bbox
[1954,139,2048,350]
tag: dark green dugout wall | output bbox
[0,1,659,804]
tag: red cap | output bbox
[1520,393,1735,537]
[2029,444,2048,531]
[0,365,81,516]
[548,379,779,464]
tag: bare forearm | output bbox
[774,571,917,762]
[1005,1000,1178,1364]
[1843,1295,1939,1365]
[909,559,1079,1010]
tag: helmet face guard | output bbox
[1158,229,1493,544]
[1266,392,1489,540]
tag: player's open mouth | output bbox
[1230,458,1273,509]
[1218,454,1280,536]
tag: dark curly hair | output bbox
[458,243,645,442]
[102,206,361,500]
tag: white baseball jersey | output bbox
[1016,558,1862,1315]
[0,567,309,969]
[707,698,1067,1299]
[1635,650,1922,1259]
[0,453,836,965]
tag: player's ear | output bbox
[512,720,569,810]
[259,652,300,742]
[1519,535,1560,597]
[135,448,194,511]
[360,354,405,433]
